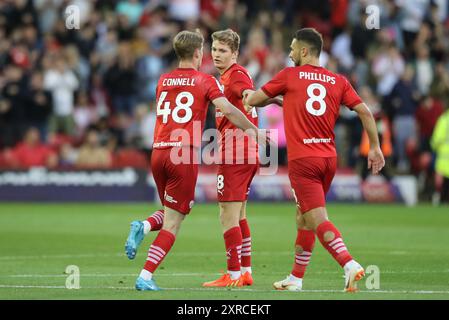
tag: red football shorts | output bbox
[288,157,337,213]
[151,147,198,215]
[217,164,259,202]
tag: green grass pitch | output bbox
[0,202,448,300]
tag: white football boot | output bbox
[273,275,302,292]
[343,260,365,292]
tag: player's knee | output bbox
[304,208,328,231]
[162,214,185,235]
[219,211,234,226]
[219,206,239,230]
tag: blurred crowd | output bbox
[0,0,449,201]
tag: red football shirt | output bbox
[261,64,362,161]
[215,63,258,163]
[12,143,55,168]
[153,68,224,149]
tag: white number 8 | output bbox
[217,175,224,190]
[173,92,193,123]
[306,83,327,116]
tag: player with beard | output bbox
[244,28,385,292]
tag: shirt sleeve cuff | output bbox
[261,86,275,98]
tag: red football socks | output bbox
[316,221,352,267]
[292,229,315,278]
[224,226,242,272]
[239,219,251,268]
[146,209,165,231]
[143,229,176,273]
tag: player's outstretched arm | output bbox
[213,96,259,138]
[353,103,386,175]
[243,89,283,109]
[243,89,283,113]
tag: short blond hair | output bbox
[173,30,204,60]
[211,29,240,52]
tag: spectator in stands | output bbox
[416,96,445,153]
[372,40,405,99]
[139,5,178,60]
[168,0,200,23]
[241,27,270,87]
[76,128,112,169]
[95,117,121,152]
[65,45,90,92]
[5,127,58,168]
[58,142,79,169]
[135,40,164,102]
[73,91,97,138]
[431,106,449,204]
[331,26,354,73]
[396,0,430,54]
[415,95,444,198]
[117,12,136,41]
[103,43,138,116]
[44,54,79,137]
[89,73,110,118]
[124,103,156,153]
[0,64,28,147]
[413,45,434,96]
[25,71,52,141]
[349,7,376,88]
[429,63,449,103]
[116,0,144,26]
[95,29,119,66]
[388,65,420,172]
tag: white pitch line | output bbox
[0,273,220,278]
[1,249,447,261]
[0,285,449,295]
[1,269,448,279]
[0,253,123,261]
[164,288,449,294]
[0,285,67,289]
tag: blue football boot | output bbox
[135,277,161,291]
[125,221,144,260]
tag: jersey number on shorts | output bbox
[156,91,194,124]
[305,83,327,116]
[217,175,224,191]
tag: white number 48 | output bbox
[156,91,194,124]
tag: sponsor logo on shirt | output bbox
[153,141,182,148]
[303,137,332,144]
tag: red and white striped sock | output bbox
[224,226,242,277]
[143,210,164,234]
[143,229,175,273]
[239,219,251,273]
[292,229,315,278]
[316,221,352,267]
